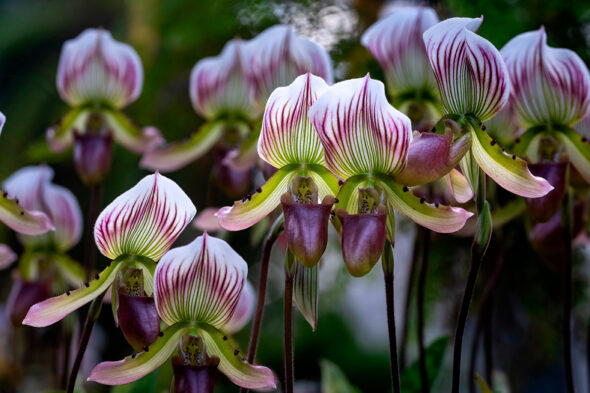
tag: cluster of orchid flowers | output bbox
[0,4,588,393]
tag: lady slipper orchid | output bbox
[423,17,553,198]
[3,166,82,252]
[0,244,16,270]
[47,28,159,159]
[501,28,590,184]
[22,173,196,328]
[217,73,339,247]
[361,6,440,127]
[88,234,277,391]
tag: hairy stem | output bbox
[383,241,401,393]
[417,226,431,393]
[65,291,106,393]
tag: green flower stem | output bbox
[417,225,431,393]
[66,289,106,393]
[284,249,296,393]
[451,168,491,393]
[241,215,284,393]
[561,166,575,393]
[382,240,401,393]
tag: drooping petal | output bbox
[22,259,126,327]
[197,323,277,390]
[309,75,412,178]
[423,17,511,121]
[88,323,190,385]
[57,28,143,109]
[0,244,16,270]
[246,25,333,105]
[216,165,297,231]
[140,121,226,172]
[94,173,197,261]
[0,193,54,236]
[501,28,590,129]
[361,7,439,97]
[258,73,329,168]
[190,39,261,120]
[193,207,224,232]
[556,127,590,183]
[394,130,471,186]
[103,108,164,154]
[444,169,474,203]
[3,165,53,213]
[41,184,83,251]
[376,174,473,233]
[154,234,247,328]
[222,280,255,334]
[470,126,553,197]
[46,107,91,153]
[293,259,319,330]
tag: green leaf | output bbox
[320,359,362,393]
[307,163,341,198]
[400,336,448,393]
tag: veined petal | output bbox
[103,108,164,154]
[94,173,197,261]
[23,259,125,327]
[376,174,473,233]
[485,104,521,146]
[444,169,474,203]
[190,39,261,120]
[501,28,590,129]
[246,25,333,105]
[470,126,553,197]
[140,121,226,172]
[154,234,247,327]
[197,323,277,390]
[361,7,439,97]
[57,28,143,109]
[88,323,190,385]
[258,73,329,168]
[216,165,297,231]
[293,261,318,331]
[222,280,255,334]
[0,194,53,236]
[394,130,471,186]
[46,107,91,153]
[307,164,340,199]
[0,244,17,270]
[423,17,511,121]
[309,75,412,178]
[556,127,590,183]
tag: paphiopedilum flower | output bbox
[423,17,552,198]
[502,28,590,184]
[23,173,196,328]
[361,7,439,105]
[217,73,339,232]
[0,244,16,270]
[3,165,82,252]
[48,28,159,156]
[88,234,277,390]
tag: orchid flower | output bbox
[361,6,440,127]
[88,233,277,391]
[501,27,590,184]
[309,75,473,275]
[423,17,552,199]
[22,173,196,328]
[217,73,339,236]
[47,29,159,160]
[0,244,16,270]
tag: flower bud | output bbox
[525,162,567,222]
[7,277,51,327]
[336,190,388,277]
[172,336,220,393]
[116,269,160,351]
[281,177,335,267]
[74,128,113,185]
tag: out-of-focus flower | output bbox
[423,17,552,199]
[361,7,439,126]
[309,75,473,275]
[23,173,196,328]
[0,112,5,135]
[221,280,255,335]
[501,28,590,184]
[3,166,82,252]
[47,28,160,156]
[0,245,16,270]
[88,234,277,391]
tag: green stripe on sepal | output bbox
[22,256,128,327]
[332,175,369,233]
[306,164,341,197]
[195,323,277,391]
[102,108,158,154]
[88,322,190,385]
[46,107,90,152]
[556,127,590,184]
[375,174,473,233]
[293,260,319,331]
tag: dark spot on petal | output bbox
[131,353,136,359]
[20,211,24,216]
[431,127,436,132]
[234,349,240,356]
[512,154,516,160]
[143,346,149,352]
[481,125,486,131]
[338,180,344,186]
[402,186,409,192]
[515,138,521,143]
[222,336,228,341]
[334,198,339,203]
[435,203,439,208]
[94,273,99,280]
[256,187,262,193]
[583,137,588,143]
[490,139,496,146]
[158,331,164,337]
[66,291,71,296]
[84,282,89,287]
[420,198,425,204]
